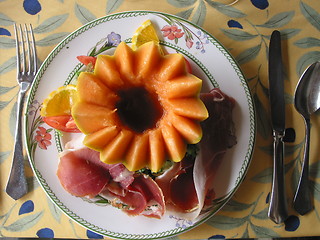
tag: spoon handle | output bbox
[293,118,313,215]
[268,131,288,224]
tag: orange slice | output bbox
[131,20,161,51]
[40,85,78,117]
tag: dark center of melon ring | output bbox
[116,87,163,133]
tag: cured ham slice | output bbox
[108,164,134,188]
[156,157,198,213]
[101,174,165,218]
[64,134,135,187]
[198,88,236,197]
[156,88,237,219]
[58,134,164,218]
[129,174,165,218]
[191,88,236,219]
[57,148,110,198]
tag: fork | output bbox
[6,24,38,200]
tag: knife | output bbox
[267,30,289,224]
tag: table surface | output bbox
[1,0,320,239]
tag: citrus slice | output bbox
[40,85,78,117]
[131,20,160,50]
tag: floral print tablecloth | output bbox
[1,0,320,239]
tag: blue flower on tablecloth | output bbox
[23,0,42,15]
[36,228,54,238]
[227,20,243,29]
[250,0,269,10]
[107,32,121,46]
[87,229,103,239]
[19,200,34,215]
[209,234,226,239]
[284,215,300,231]
[0,27,11,36]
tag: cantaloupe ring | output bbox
[72,41,208,172]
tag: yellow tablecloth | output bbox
[1,0,320,239]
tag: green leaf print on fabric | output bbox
[176,8,194,20]
[250,223,280,238]
[75,3,96,25]
[253,93,271,140]
[205,0,246,18]
[192,0,206,26]
[0,56,16,74]
[296,51,320,75]
[256,11,295,28]
[0,36,15,48]
[251,166,272,184]
[0,151,10,164]
[295,37,320,48]
[106,0,124,14]
[300,1,320,31]
[167,0,197,8]
[0,13,14,26]
[0,85,15,96]
[223,199,254,211]
[207,215,249,229]
[221,29,258,41]
[33,14,69,33]
[36,32,69,46]
[236,44,261,65]
[279,28,301,39]
[3,211,43,232]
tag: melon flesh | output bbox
[165,74,202,98]
[72,41,208,172]
[124,133,149,171]
[72,102,117,134]
[149,129,166,172]
[94,55,124,89]
[170,114,202,144]
[100,130,134,164]
[83,126,119,151]
[77,72,118,107]
[158,53,187,80]
[161,123,186,162]
[114,43,136,84]
[135,41,163,80]
[168,98,208,121]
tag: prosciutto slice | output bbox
[57,148,110,198]
[129,174,165,218]
[57,134,165,218]
[156,88,237,219]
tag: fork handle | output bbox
[6,89,28,200]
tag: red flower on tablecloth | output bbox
[34,126,52,150]
[161,25,184,40]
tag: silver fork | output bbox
[6,24,38,200]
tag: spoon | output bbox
[293,61,320,215]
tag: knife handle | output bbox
[268,131,289,224]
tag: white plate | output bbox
[25,11,256,239]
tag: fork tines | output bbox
[14,23,38,77]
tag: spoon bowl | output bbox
[293,61,320,215]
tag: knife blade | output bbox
[267,30,289,224]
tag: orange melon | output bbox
[72,41,208,172]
